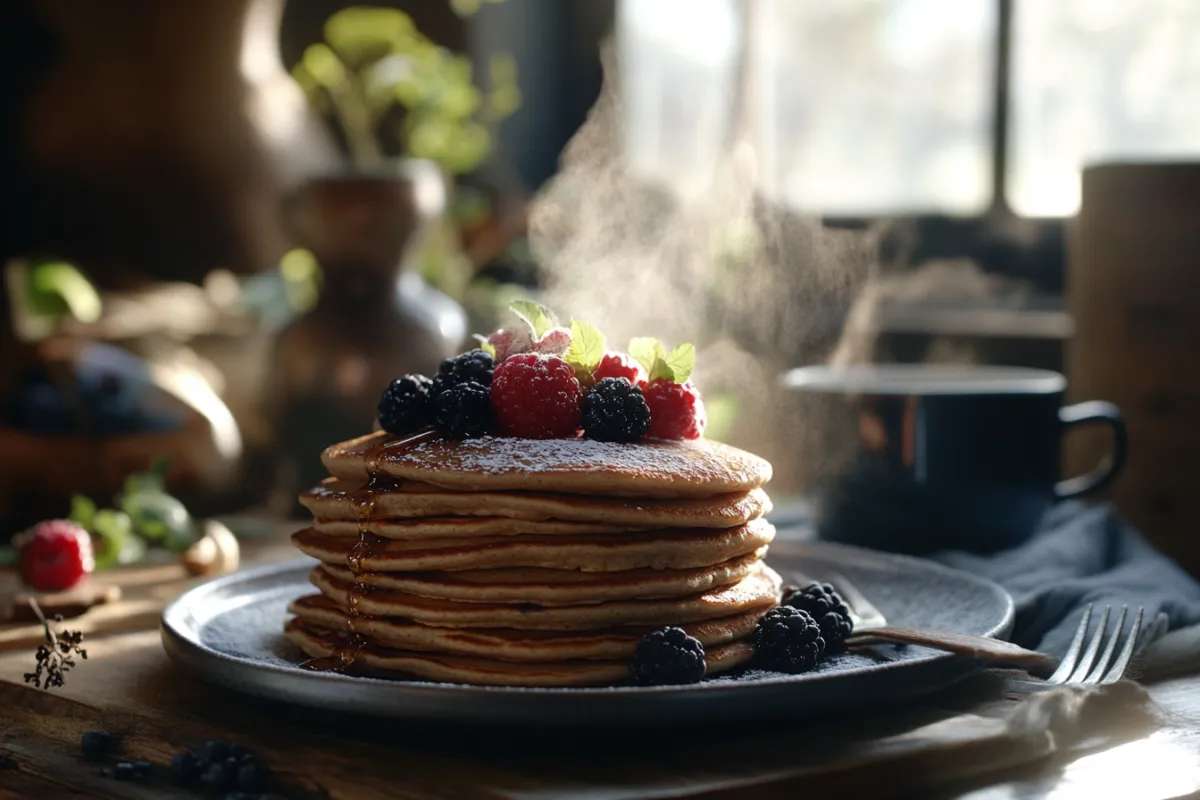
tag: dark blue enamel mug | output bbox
[782,365,1127,554]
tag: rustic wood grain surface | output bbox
[1,530,1198,799]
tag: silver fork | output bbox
[816,571,1151,682]
[1042,604,1147,686]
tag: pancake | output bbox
[302,479,772,529]
[289,594,763,661]
[322,431,773,498]
[285,618,755,686]
[319,550,765,605]
[309,563,782,630]
[292,519,776,572]
[313,515,637,539]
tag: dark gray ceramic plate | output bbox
[161,541,1012,726]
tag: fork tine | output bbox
[1101,606,1144,685]
[1067,605,1112,684]
[1047,604,1093,684]
[1083,605,1127,684]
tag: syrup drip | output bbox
[303,429,439,673]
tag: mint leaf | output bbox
[649,356,676,382]
[564,320,606,376]
[478,340,496,359]
[509,300,558,339]
[629,337,662,375]
[664,343,696,384]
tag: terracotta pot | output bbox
[268,160,468,502]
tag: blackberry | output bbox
[172,751,201,784]
[197,740,231,763]
[581,378,651,443]
[435,380,493,438]
[755,606,825,673]
[81,730,118,759]
[237,759,266,792]
[431,349,495,398]
[377,375,434,435]
[201,759,238,792]
[782,583,854,652]
[629,626,706,686]
[112,762,139,781]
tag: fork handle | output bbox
[849,626,1055,671]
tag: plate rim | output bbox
[161,540,1014,705]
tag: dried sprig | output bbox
[23,598,87,690]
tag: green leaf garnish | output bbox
[564,320,606,378]
[629,338,661,375]
[649,356,676,382]
[478,340,497,359]
[663,343,696,384]
[509,300,558,339]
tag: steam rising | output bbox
[527,45,880,480]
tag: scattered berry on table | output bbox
[237,759,266,791]
[112,762,139,781]
[201,759,238,792]
[435,380,493,439]
[172,750,201,783]
[377,375,433,435]
[592,352,646,386]
[754,606,826,674]
[629,626,707,686]
[80,730,118,759]
[581,378,651,443]
[490,354,583,439]
[20,519,94,592]
[782,583,854,652]
[431,349,495,397]
[643,379,707,440]
[197,741,231,763]
[132,761,152,777]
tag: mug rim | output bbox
[781,364,1066,396]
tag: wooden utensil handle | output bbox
[849,627,1054,671]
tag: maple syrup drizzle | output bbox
[303,429,438,673]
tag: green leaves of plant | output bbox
[630,339,695,384]
[324,7,415,70]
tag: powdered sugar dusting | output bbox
[364,436,771,496]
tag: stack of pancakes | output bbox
[285,430,779,686]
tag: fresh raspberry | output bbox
[644,379,707,440]
[531,327,572,356]
[490,354,583,439]
[487,327,534,362]
[592,352,646,386]
[20,520,94,592]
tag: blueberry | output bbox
[172,750,200,783]
[229,743,252,761]
[112,762,138,781]
[133,761,152,777]
[80,730,118,759]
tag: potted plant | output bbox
[269,3,521,496]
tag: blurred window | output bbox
[1010,0,1200,216]
[618,0,1200,218]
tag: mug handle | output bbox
[1055,401,1127,499]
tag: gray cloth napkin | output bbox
[931,501,1200,659]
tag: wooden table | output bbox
[3,535,1200,800]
